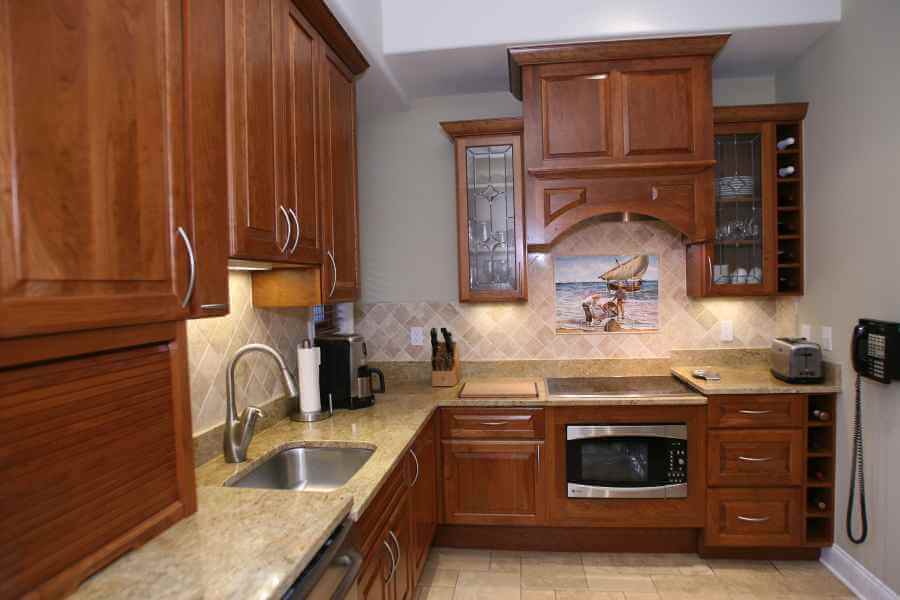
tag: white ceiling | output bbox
[325,0,841,114]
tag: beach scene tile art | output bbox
[555,255,660,333]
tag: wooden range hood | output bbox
[508,35,730,251]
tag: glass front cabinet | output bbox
[441,118,527,301]
[687,103,807,297]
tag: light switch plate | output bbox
[720,320,734,343]
[801,323,812,340]
[410,326,425,346]
[821,326,833,351]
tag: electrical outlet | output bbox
[800,323,812,340]
[821,326,833,351]
[720,320,734,343]
[410,326,425,346]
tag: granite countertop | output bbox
[671,365,842,395]
[73,488,351,600]
[73,376,710,599]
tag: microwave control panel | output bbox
[667,440,688,484]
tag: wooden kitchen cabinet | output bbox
[508,36,728,250]
[409,416,438,580]
[440,118,527,302]
[442,440,546,526]
[319,44,361,302]
[0,0,193,338]
[686,103,808,297]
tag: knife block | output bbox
[432,355,460,387]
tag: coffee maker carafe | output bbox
[316,333,385,410]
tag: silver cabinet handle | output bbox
[176,227,196,308]
[382,539,396,583]
[739,409,773,415]
[707,256,713,284]
[388,531,400,570]
[738,455,774,462]
[201,303,228,311]
[409,448,420,487]
[288,208,301,254]
[326,250,337,297]
[478,421,508,427]
[737,515,771,523]
[651,185,659,201]
[278,205,292,253]
[537,445,541,470]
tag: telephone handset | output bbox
[847,319,900,544]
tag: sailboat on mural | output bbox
[599,255,649,292]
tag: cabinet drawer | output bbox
[708,430,804,487]
[441,408,545,439]
[709,395,805,429]
[706,488,804,547]
[355,459,408,558]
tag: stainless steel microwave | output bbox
[566,424,688,499]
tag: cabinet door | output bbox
[538,65,615,161]
[284,5,322,264]
[442,440,546,526]
[319,46,360,302]
[0,0,190,338]
[410,418,438,579]
[184,0,230,318]
[359,539,391,600]
[227,0,290,261]
[387,493,414,600]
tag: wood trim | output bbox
[698,542,819,561]
[290,0,368,75]
[170,321,198,515]
[440,117,524,138]
[714,103,809,124]
[435,525,698,553]
[508,35,730,98]
[528,160,716,180]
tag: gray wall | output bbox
[357,78,776,303]
[776,0,900,590]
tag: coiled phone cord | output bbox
[847,373,868,544]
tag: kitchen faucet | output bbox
[224,343,298,463]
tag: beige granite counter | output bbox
[73,487,351,600]
[671,365,842,395]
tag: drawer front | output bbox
[706,488,804,547]
[441,408,545,440]
[355,460,408,557]
[708,430,804,487]
[709,395,805,429]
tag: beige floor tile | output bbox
[555,591,627,600]
[581,553,698,574]
[717,571,792,595]
[417,586,455,600]
[771,560,829,575]
[520,591,555,600]
[427,548,491,572]
[456,570,520,589]
[650,574,731,599]
[584,572,657,593]
[490,556,522,573]
[419,566,460,588]
[520,551,584,566]
[452,587,520,600]
[705,559,778,576]
[676,564,714,575]
[624,594,661,600]
[521,564,588,590]
[492,550,524,558]
[781,573,854,596]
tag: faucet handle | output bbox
[237,406,264,454]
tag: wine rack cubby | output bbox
[804,394,837,546]
[775,120,805,295]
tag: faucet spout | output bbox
[224,344,297,463]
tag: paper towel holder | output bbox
[291,340,333,423]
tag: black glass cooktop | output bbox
[546,376,697,398]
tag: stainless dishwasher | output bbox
[282,518,361,599]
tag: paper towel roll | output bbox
[297,344,322,414]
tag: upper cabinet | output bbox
[319,45,361,302]
[441,118,528,302]
[508,36,728,251]
[0,0,192,338]
[686,103,808,297]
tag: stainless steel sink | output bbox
[226,446,373,492]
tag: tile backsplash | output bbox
[186,272,311,434]
[356,220,797,361]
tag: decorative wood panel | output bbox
[541,73,613,158]
[622,68,693,156]
[410,415,438,580]
[544,188,586,224]
[0,334,194,598]
[0,0,189,338]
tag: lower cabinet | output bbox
[442,440,546,526]
[706,488,804,547]
[409,415,438,579]
[359,490,413,600]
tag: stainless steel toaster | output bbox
[770,337,824,383]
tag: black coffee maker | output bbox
[316,333,385,410]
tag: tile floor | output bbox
[415,548,857,600]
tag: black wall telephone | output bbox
[847,319,900,544]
